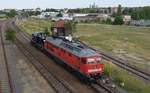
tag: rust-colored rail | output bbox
[0,22,14,93]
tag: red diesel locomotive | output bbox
[31,20,104,81]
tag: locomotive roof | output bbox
[45,37,100,57]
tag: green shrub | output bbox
[44,27,50,36]
[113,16,124,25]
[6,9,17,18]
[104,62,150,93]
[5,28,16,42]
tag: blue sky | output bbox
[0,0,150,9]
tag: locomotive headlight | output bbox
[88,68,102,72]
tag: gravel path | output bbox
[1,21,56,93]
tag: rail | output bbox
[0,22,14,93]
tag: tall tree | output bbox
[56,12,63,17]
[113,16,124,25]
[65,21,77,34]
[108,7,111,14]
[6,9,17,18]
[131,7,150,20]
[113,4,124,25]
[117,4,122,16]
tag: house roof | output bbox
[53,20,65,28]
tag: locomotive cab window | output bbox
[63,50,66,53]
[82,58,86,64]
[87,58,94,64]
[96,57,102,63]
[68,53,72,57]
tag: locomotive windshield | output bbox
[87,58,94,64]
[96,57,102,63]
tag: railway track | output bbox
[12,22,119,93]
[15,37,75,93]
[100,52,150,81]
[10,21,77,93]
[91,80,116,93]
[0,22,13,93]
[15,40,116,93]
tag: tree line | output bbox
[123,7,150,20]
[68,8,111,14]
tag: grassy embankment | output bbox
[0,16,7,20]
[18,19,150,93]
[104,61,150,93]
[75,24,150,72]
[75,24,150,93]
[16,18,51,35]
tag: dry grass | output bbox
[104,61,150,93]
[17,18,51,35]
[75,24,150,72]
